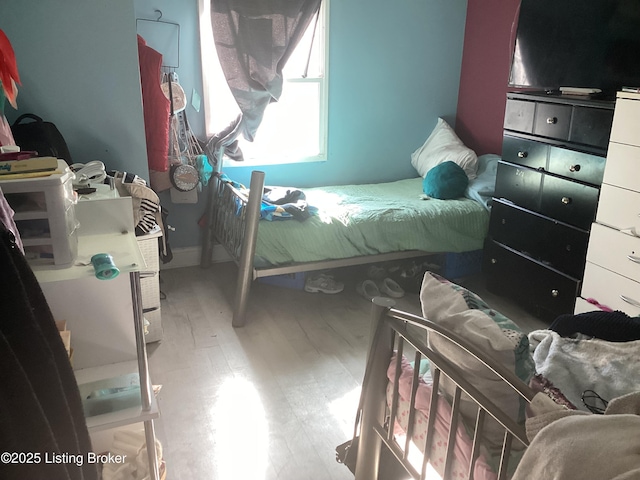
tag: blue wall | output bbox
[225,0,469,187]
[2,0,468,250]
[0,1,149,177]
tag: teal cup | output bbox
[90,253,120,280]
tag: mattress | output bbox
[255,177,490,267]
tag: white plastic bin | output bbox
[0,160,79,268]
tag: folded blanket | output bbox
[528,330,640,411]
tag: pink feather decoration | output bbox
[0,29,21,109]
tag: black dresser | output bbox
[483,92,615,322]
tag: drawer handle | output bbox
[551,289,559,298]
[569,164,581,172]
[620,295,640,308]
[627,254,640,264]
[517,151,528,158]
[561,196,572,205]
[546,117,558,124]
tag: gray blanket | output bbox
[528,329,640,411]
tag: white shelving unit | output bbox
[32,193,161,480]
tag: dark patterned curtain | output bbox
[206,0,322,163]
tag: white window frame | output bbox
[198,0,329,166]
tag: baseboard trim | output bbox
[160,244,231,270]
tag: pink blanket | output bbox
[387,353,499,480]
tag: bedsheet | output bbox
[254,177,489,267]
[387,354,499,480]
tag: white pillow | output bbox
[419,271,535,450]
[411,118,478,180]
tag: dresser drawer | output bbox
[489,199,589,278]
[603,142,640,193]
[609,98,640,147]
[534,103,572,140]
[596,184,640,232]
[547,146,605,186]
[504,98,535,133]
[484,240,579,321]
[494,161,541,212]
[581,262,640,316]
[568,106,613,149]
[502,135,547,169]
[540,174,599,230]
[586,222,640,283]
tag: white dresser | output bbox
[576,91,640,316]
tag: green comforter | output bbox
[254,177,489,267]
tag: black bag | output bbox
[11,114,72,164]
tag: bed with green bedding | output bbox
[204,170,490,327]
[255,177,488,267]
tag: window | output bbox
[198,1,329,165]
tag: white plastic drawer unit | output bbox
[596,184,640,233]
[609,97,640,147]
[0,161,79,268]
[586,222,640,283]
[581,262,640,316]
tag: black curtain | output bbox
[0,223,98,480]
[207,0,322,162]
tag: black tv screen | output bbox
[509,0,640,98]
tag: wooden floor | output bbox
[147,263,547,480]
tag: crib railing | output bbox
[355,299,536,480]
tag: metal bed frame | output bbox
[201,170,432,327]
[354,298,537,480]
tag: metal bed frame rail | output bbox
[355,298,537,480]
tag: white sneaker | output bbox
[305,274,344,294]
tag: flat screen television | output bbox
[509,0,640,99]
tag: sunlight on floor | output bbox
[213,377,269,480]
[328,385,362,438]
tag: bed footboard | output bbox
[355,298,536,480]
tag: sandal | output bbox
[356,279,381,300]
[378,278,405,298]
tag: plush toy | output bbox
[422,160,469,200]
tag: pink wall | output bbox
[456,0,521,156]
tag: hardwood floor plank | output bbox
[148,264,546,480]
